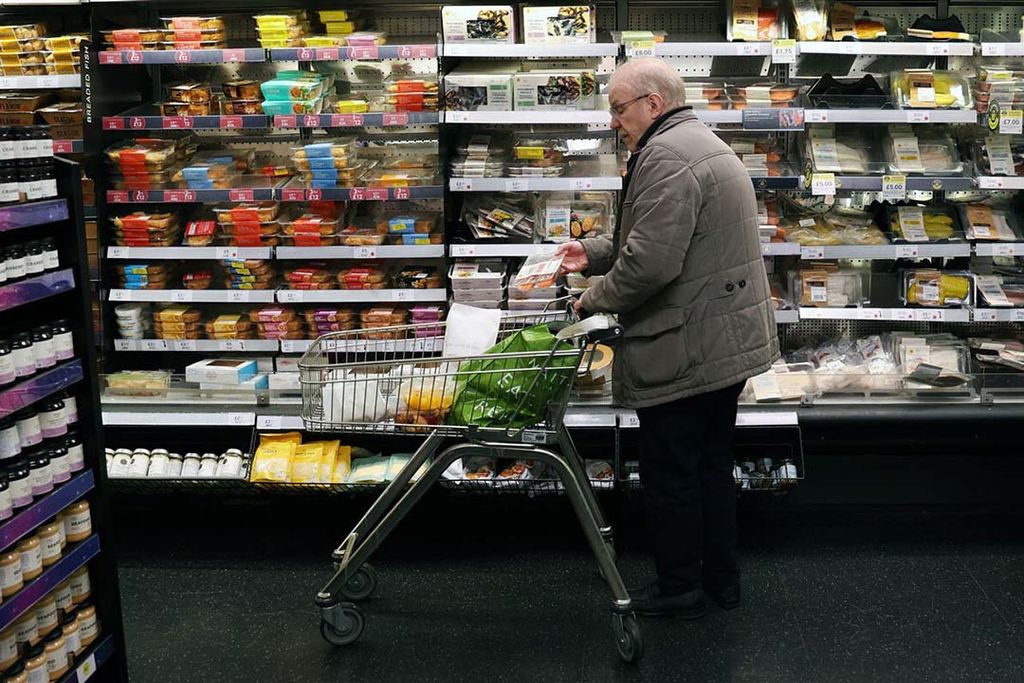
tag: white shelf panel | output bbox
[114,339,279,352]
[563,406,618,428]
[108,289,276,303]
[619,407,796,428]
[442,42,619,58]
[450,243,558,258]
[102,410,255,427]
[974,243,1024,257]
[106,247,272,260]
[774,309,799,324]
[981,42,1024,57]
[694,110,742,124]
[450,177,622,192]
[972,308,1024,322]
[255,414,305,430]
[444,110,610,125]
[977,176,1024,190]
[276,289,447,304]
[275,245,444,260]
[0,74,79,89]
[762,242,801,256]
[797,243,971,260]
[655,41,770,56]
[797,41,974,56]
[804,109,976,124]
[279,337,443,354]
[798,307,970,322]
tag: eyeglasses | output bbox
[608,93,651,117]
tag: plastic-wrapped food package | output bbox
[805,125,883,174]
[513,70,596,110]
[727,0,783,41]
[885,125,963,175]
[974,134,1024,176]
[791,0,828,40]
[887,205,962,243]
[726,83,799,110]
[792,266,869,307]
[461,194,536,240]
[974,66,1024,113]
[783,214,887,246]
[444,66,516,111]
[522,5,596,44]
[537,192,612,242]
[892,70,972,109]
[902,270,973,307]
[828,3,892,40]
[958,203,1020,241]
[441,5,515,43]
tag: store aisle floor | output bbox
[113,497,1024,682]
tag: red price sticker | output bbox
[332,114,364,127]
[382,113,409,127]
[52,140,73,154]
[129,117,146,129]
[315,48,339,61]
[275,115,297,128]
[228,189,254,202]
[107,190,130,203]
[348,187,366,201]
[302,114,321,128]
[281,188,305,201]
[126,49,143,64]
[392,187,410,200]
[163,116,193,129]
[366,188,389,201]
[174,50,192,64]
[347,45,379,60]
[306,189,323,201]
[102,118,124,130]
[223,49,245,62]
[132,190,148,202]
[99,52,123,64]
[297,48,313,60]
[409,45,434,58]
[221,116,243,129]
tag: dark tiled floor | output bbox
[113,497,1024,682]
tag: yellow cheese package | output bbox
[250,441,296,482]
[259,431,303,446]
[331,445,353,483]
[290,442,324,483]
[316,440,341,482]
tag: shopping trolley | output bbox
[299,308,644,663]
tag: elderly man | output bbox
[558,58,779,618]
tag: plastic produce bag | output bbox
[448,323,576,428]
[321,368,398,423]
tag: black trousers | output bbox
[636,381,745,596]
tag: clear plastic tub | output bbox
[959,203,1020,241]
[901,269,974,307]
[885,125,963,175]
[365,169,439,188]
[281,214,340,236]
[791,268,870,307]
[212,202,281,224]
[893,69,972,109]
[886,205,963,243]
[450,156,506,178]
[160,16,226,31]
[339,228,386,246]
[973,135,1024,176]
[262,99,324,116]
[449,261,505,290]
[260,76,325,101]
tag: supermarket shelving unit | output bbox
[0,161,127,680]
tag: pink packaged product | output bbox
[251,307,293,323]
[410,305,444,322]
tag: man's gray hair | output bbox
[611,58,686,107]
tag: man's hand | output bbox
[572,298,585,316]
[556,240,589,274]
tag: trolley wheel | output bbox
[339,564,378,602]
[612,613,643,663]
[320,605,365,647]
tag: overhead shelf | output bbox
[103,113,270,131]
[449,177,622,192]
[973,308,1024,322]
[274,112,439,128]
[0,74,79,89]
[280,337,443,354]
[0,198,67,233]
[444,110,610,125]
[798,307,970,322]
[449,243,558,258]
[106,246,272,260]
[276,289,447,304]
[114,339,280,352]
[276,245,444,259]
[108,289,276,303]
[796,243,972,260]
[270,43,437,61]
[797,41,973,56]
[98,48,266,64]
[804,109,977,124]
[441,42,618,58]
[0,471,93,552]
[0,268,75,313]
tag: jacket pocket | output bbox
[620,306,694,388]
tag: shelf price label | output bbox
[228,189,254,202]
[102,118,125,130]
[174,50,192,64]
[620,412,640,428]
[508,178,529,192]
[279,290,301,303]
[76,653,97,682]
[142,339,168,351]
[257,415,284,430]
[129,116,146,129]
[382,113,409,127]
[393,290,413,302]
[99,51,122,65]
[108,247,128,258]
[109,290,129,302]
[450,178,473,191]
[908,110,931,123]
[275,115,297,128]
[280,341,298,354]
[221,116,244,129]
[163,116,192,129]
[392,187,410,200]
[113,340,130,351]
[895,245,919,259]
[805,110,828,123]
[215,247,240,259]
[227,291,250,303]
[354,246,377,259]
[222,49,245,63]
[926,44,951,56]
[170,291,194,303]
[974,309,998,322]
[451,245,476,257]
[365,188,389,201]
[625,39,656,58]
[107,190,130,203]
[800,246,825,259]
[227,412,252,426]
[1012,309,1024,322]
[882,174,907,202]
[992,243,1017,257]
[315,48,339,61]
[570,178,594,190]
[810,172,836,196]
[1000,110,1023,135]
[164,190,196,203]
[892,309,915,321]
[771,39,797,64]
[331,114,364,127]
[347,45,379,60]
[281,188,305,202]
[172,340,198,351]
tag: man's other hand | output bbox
[556,240,589,274]
[572,298,585,316]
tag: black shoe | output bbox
[630,582,707,619]
[707,584,741,611]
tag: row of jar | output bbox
[1,397,79,458]
[0,572,99,682]
[0,434,87,519]
[106,448,249,480]
[0,501,92,599]
[0,321,75,388]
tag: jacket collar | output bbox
[633,106,694,153]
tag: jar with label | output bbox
[53,513,65,550]
[59,613,79,658]
[181,453,201,478]
[29,328,54,371]
[3,662,26,683]
[128,449,150,477]
[9,335,33,378]
[5,464,31,508]
[0,550,23,597]
[53,582,73,616]
[37,166,56,201]
[13,614,38,649]
[75,604,98,648]
[24,245,44,278]
[34,595,59,632]
[0,419,19,460]
[49,322,72,361]
[17,537,41,581]
[197,453,219,478]
[31,127,53,161]
[146,449,169,477]
[216,449,244,479]
[42,627,67,681]
[0,128,13,161]
[15,412,41,449]
[0,342,15,386]
[16,165,34,202]
[68,568,90,605]
[36,402,65,440]
[58,392,77,426]
[0,627,17,669]
[27,456,52,497]
[0,165,16,205]
[108,450,131,478]
[166,453,183,477]
[10,129,27,161]
[63,501,90,543]
[63,433,83,473]
[23,645,45,683]
[6,247,25,281]
[47,447,69,486]
[0,480,11,521]
[36,523,61,568]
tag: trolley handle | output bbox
[556,314,623,345]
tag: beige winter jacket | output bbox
[579,107,779,407]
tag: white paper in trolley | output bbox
[442,303,501,357]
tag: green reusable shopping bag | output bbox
[448,323,577,428]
